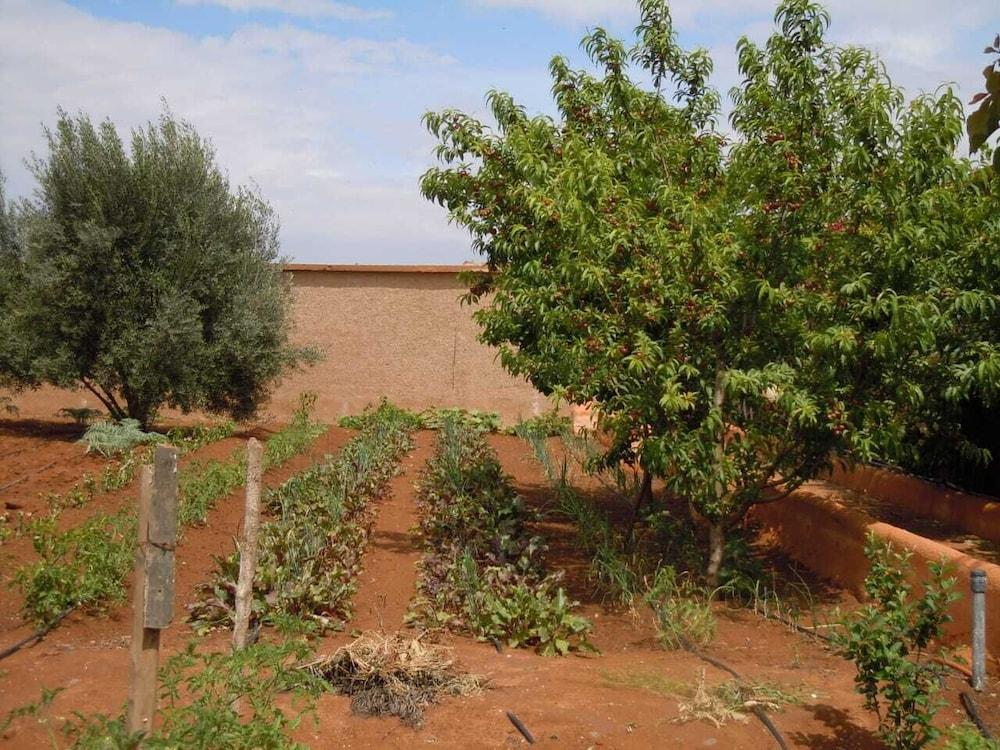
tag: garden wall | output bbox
[827,462,1000,543]
[266,264,551,423]
[752,484,1000,660]
[6,264,554,425]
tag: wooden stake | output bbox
[127,445,178,737]
[233,438,264,651]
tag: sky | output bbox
[0,0,995,264]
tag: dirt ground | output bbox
[0,411,997,749]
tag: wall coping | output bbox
[283,263,486,274]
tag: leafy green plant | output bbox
[80,419,165,457]
[510,411,571,440]
[836,534,959,750]
[14,397,324,626]
[64,641,324,750]
[410,418,593,654]
[15,511,135,623]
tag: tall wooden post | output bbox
[127,445,178,736]
[233,438,263,651]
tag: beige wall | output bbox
[267,266,552,423]
[6,265,553,425]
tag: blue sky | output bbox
[0,0,995,263]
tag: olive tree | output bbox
[0,110,308,427]
[421,0,1000,581]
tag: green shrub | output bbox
[836,533,958,750]
[80,419,165,457]
[942,724,1000,750]
[15,511,135,623]
[511,411,571,439]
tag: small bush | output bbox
[942,724,1000,750]
[80,419,165,457]
[511,411,571,439]
[836,533,958,750]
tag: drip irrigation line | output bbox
[678,635,790,750]
[0,606,75,662]
[960,691,994,741]
[506,711,535,744]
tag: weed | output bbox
[0,686,63,737]
[645,566,718,650]
[941,724,1000,750]
[57,407,103,426]
[836,533,958,750]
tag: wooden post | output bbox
[127,445,178,737]
[233,438,263,651]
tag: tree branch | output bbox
[81,378,125,420]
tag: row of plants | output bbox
[338,403,570,438]
[190,400,419,635]
[408,417,593,655]
[12,396,325,624]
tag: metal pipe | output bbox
[971,569,987,691]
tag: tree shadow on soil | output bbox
[788,704,882,750]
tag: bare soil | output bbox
[0,419,997,749]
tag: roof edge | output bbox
[283,263,486,274]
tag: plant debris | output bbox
[301,631,485,726]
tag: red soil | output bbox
[0,421,996,749]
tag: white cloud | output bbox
[0,0,471,263]
[175,0,392,21]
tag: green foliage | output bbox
[190,400,415,633]
[510,411,571,439]
[15,511,135,623]
[411,418,593,655]
[338,402,502,433]
[942,724,1000,750]
[968,34,1000,168]
[644,566,717,650]
[836,534,959,750]
[80,419,165,457]
[0,108,309,427]
[64,641,324,750]
[420,0,1000,581]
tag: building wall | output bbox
[6,265,553,425]
[266,265,551,423]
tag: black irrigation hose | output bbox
[961,691,995,741]
[0,605,75,662]
[506,711,535,744]
[678,635,790,750]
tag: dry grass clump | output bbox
[301,631,485,726]
[676,669,802,727]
